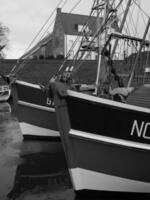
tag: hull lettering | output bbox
[131,120,150,139]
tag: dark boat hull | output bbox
[52,82,150,195]
[12,80,59,140]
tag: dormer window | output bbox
[77,25,84,32]
[76,24,92,35]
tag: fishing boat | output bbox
[0,64,59,140]
[50,0,150,197]
[10,79,59,140]
[4,0,91,141]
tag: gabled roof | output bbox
[57,9,99,36]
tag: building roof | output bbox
[58,9,99,36]
[22,9,100,59]
[21,33,52,59]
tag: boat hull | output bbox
[52,82,150,195]
[12,80,59,140]
[69,130,150,194]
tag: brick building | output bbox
[22,8,98,60]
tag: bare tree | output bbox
[0,22,9,58]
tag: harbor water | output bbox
[0,101,148,200]
[0,101,74,200]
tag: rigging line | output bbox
[73,5,119,68]
[124,18,139,54]
[73,15,123,73]
[128,5,139,37]
[124,12,132,37]
[132,0,150,19]
[69,0,82,13]
[115,0,124,10]
[139,6,147,29]
[75,8,120,65]
[50,0,98,81]
[39,0,68,41]
[74,12,134,75]
[70,0,97,52]
[70,14,100,69]
[55,0,97,74]
[9,0,64,76]
[52,0,125,79]
[70,0,98,51]
[71,13,97,62]
[38,19,55,42]
[120,3,131,37]
[135,0,141,34]
[40,0,82,43]
[60,0,68,10]
[130,2,138,35]
[134,0,147,29]
[120,2,133,37]
[24,0,64,54]
[24,0,77,62]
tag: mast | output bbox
[111,0,132,57]
[127,17,150,87]
[95,0,109,95]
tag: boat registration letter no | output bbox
[130,120,150,139]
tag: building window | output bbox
[76,24,91,34]
[78,25,84,32]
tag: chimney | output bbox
[57,8,61,15]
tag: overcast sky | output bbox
[0,0,150,59]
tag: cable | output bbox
[9,0,65,75]
[39,0,68,42]
[133,0,150,19]
[69,0,82,13]
[24,0,64,54]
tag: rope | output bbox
[39,0,68,42]
[132,0,150,19]
[24,0,64,54]
[69,0,82,13]
[9,0,65,76]
[51,0,97,77]
[71,5,127,75]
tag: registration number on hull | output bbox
[131,120,150,139]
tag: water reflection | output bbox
[0,102,21,199]
[7,150,72,199]
[0,102,74,199]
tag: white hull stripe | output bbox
[67,90,150,114]
[69,168,150,193]
[18,100,55,112]
[16,80,41,89]
[69,129,150,151]
[20,122,59,137]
